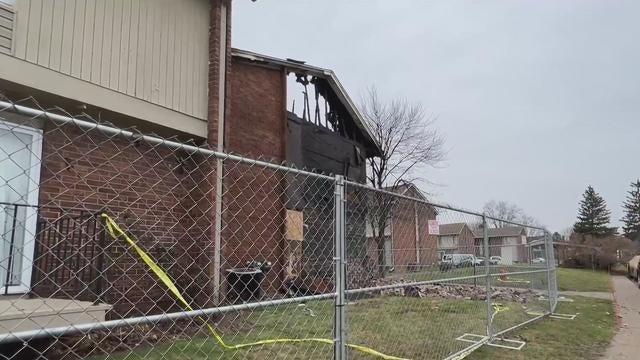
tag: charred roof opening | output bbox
[231,48,382,158]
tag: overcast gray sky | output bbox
[233,0,640,232]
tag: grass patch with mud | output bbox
[85,293,551,360]
[469,296,615,360]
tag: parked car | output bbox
[459,255,477,268]
[439,254,476,271]
[475,257,486,266]
[531,257,546,264]
[489,256,502,265]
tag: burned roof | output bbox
[231,48,382,157]
[473,226,527,239]
[438,223,469,236]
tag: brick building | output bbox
[437,223,477,258]
[473,226,529,265]
[366,182,438,273]
[0,0,381,322]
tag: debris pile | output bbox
[375,278,542,303]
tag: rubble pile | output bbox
[376,278,542,303]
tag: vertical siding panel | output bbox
[158,0,169,107]
[48,0,66,71]
[25,0,42,63]
[13,0,31,59]
[100,0,113,87]
[200,1,211,118]
[142,0,154,101]
[191,2,201,117]
[135,0,147,98]
[109,0,122,90]
[164,0,176,108]
[60,0,75,74]
[11,0,209,119]
[191,3,202,117]
[70,0,85,78]
[126,0,139,96]
[171,2,183,111]
[197,0,209,118]
[36,0,53,67]
[118,0,131,93]
[90,0,104,83]
[185,2,196,116]
[179,4,190,114]
[80,0,96,81]
[150,2,161,103]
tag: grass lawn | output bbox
[85,269,613,360]
[88,295,550,360]
[394,266,612,293]
[389,265,548,290]
[556,268,611,292]
[469,296,616,360]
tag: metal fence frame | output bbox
[0,99,558,360]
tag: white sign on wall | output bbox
[428,220,439,235]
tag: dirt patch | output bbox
[44,312,251,360]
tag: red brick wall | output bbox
[227,59,286,160]
[457,226,476,255]
[390,200,437,270]
[32,125,215,318]
[390,201,415,270]
[223,58,288,294]
[417,205,439,265]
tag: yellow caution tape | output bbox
[492,303,509,314]
[489,302,509,328]
[101,213,409,360]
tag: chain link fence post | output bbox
[482,215,493,341]
[548,230,558,312]
[544,230,554,313]
[333,175,347,360]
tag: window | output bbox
[0,121,42,294]
[438,235,458,249]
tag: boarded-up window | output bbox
[285,210,304,241]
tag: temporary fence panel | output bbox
[343,182,490,360]
[0,97,557,360]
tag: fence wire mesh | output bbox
[0,97,556,360]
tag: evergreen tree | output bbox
[621,179,640,241]
[573,186,615,237]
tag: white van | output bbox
[439,254,475,271]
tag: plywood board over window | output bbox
[285,210,304,241]
[285,210,304,279]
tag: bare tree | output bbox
[360,86,446,274]
[483,200,523,228]
[483,200,544,234]
[361,87,446,188]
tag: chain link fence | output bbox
[0,98,556,360]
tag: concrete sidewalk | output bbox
[603,276,640,359]
[559,290,613,300]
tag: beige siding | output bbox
[11,0,210,120]
[0,4,13,55]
